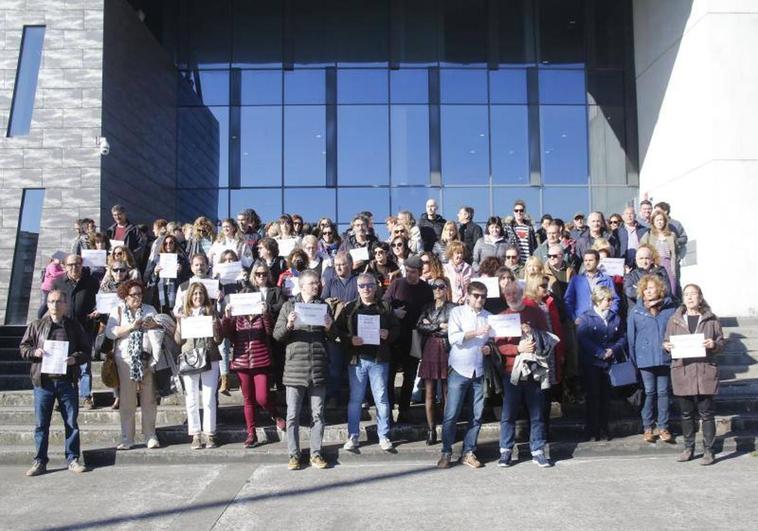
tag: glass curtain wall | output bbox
[164,0,637,233]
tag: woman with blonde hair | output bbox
[443,240,471,304]
[186,216,216,259]
[432,221,460,264]
[520,255,544,279]
[640,211,677,296]
[628,274,676,444]
[175,282,223,449]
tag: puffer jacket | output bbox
[665,307,724,396]
[627,301,676,369]
[223,313,273,370]
[576,309,626,369]
[273,295,332,387]
[19,315,91,387]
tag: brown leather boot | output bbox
[643,429,657,443]
[658,429,674,443]
[219,375,231,396]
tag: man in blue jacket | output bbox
[564,250,620,323]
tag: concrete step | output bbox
[0,325,25,337]
[0,337,22,349]
[0,361,31,374]
[2,412,757,447]
[0,433,756,467]
[0,348,21,361]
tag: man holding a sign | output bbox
[493,282,552,468]
[173,254,219,316]
[273,270,334,470]
[336,273,400,453]
[437,281,491,469]
[663,284,724,465]
[19,289,91,476]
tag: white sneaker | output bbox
[379,438,393,451]
[147,436,161,449]
[343,436,359,451]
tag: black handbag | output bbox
[178,347,210,375]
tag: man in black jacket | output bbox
[418,199,446,252]
[19,289,91,476]
[106,204,147,272]
[457,206,483,262]
[52,254,99,409]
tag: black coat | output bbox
[459,221,483,262]
[418,214,447,252]
[52,269,99,330]
[416,302,455,339]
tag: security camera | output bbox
[98,137,110,156]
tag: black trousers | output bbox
[582,363,610,435]
[388,339,418,414]
[678,395,715,450]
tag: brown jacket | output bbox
[665,307,724,396]
[19,315,91,387]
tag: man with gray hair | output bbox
[273,269,334,471]
[19,289,91,476]
[418,198,447,252]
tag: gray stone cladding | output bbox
[0,0,105,324]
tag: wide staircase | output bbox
[0,319,756,466]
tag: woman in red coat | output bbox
[222,302,285,448]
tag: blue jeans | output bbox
[500,376,546,454]
[640,366,671,430]
[327,342,346,401]
[347,357,390,439]
[79,361,91,399]
[34,378,80,464]
[441,369,484,455]
[219,338,231,376]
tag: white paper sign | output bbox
[357,314,381,345]
[110,239,125,250]
[295,303,328,327]
[228,292,263,316]
[284,276,300,296]
[670,333,707,359]
[488,313,522,337]
[81,249,107,268]
[349,246,369,262]
[600,257,625,277]
[472,276,500,298]
[42,340,69,375]
[181,315,214,339]
[159,253,178,279]
[216,261,242,285]
[196,279,220,300]
[278,238,297,257]
[96,292,120,314]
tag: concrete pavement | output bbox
[1,452,757,530]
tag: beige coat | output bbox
[665,307,724,396]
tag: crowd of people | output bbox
[19,197,725,476]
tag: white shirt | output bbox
[447,304,491,378]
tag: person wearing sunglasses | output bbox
[364,242,400,291]
[52,254,100,410]
[437,281,491,469]
[144,235,190,314]
[336,273,400,453]
[504,200,538,264]
[316,218,342,259]
[389,236,412,276]
[416,277,456,445]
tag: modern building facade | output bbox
[0,0,755,321]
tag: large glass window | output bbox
[285,69,326,104]
[338,106,389,185]
[178,70,230,107]
[489,69,527,104]
[440,70,487,104]
[442,187,489,222]
[491,105,530,184]
[390,187,440,219]
[284,106,326,186]
[391,105,430,185]
[230,188,282,224]
[390,69,429,104]
[492,187,540,218]
[7,26,45,137]
[338,70,388,104]
[441,105,489,185]
[338,188,390,225]
[285,188,336,223]
[6,189,44,324]
[240,70,282,105]
[542,186,589,221]
[177,106,229,188]
[240,106,282,186]
[539,70,585,105]
[539,105,588,185]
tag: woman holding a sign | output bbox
[144,235,190,314]
[208,218,254,269]
[627,274,677,444]
[105,279,161,450]
[663,284,724,465]
[175,282,223,450]
[416,277,455,445]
